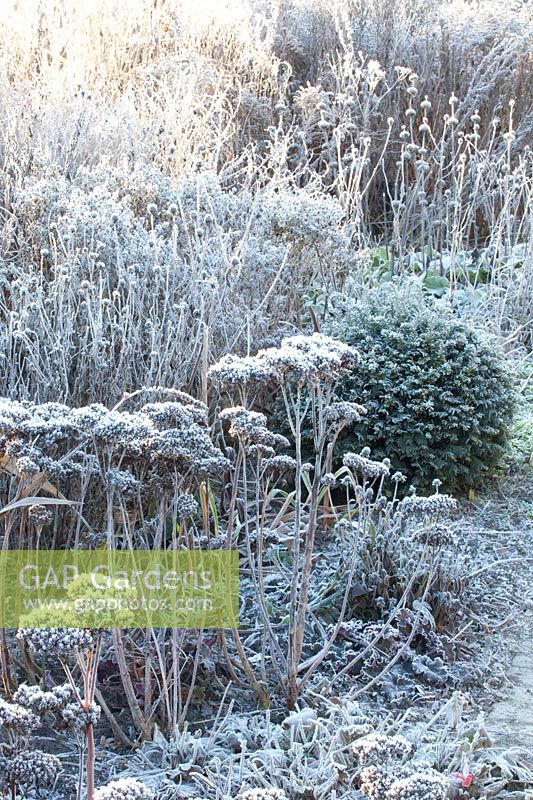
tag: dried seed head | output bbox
[343,452,390,480]
[6,750,60,790]
[176,492,199,518]
[209,333,358,388]
[17,628,95,657]
[94,778,154,800]
[0,698,39,733]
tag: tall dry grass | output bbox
[0,0,531,405]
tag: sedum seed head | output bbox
[94,778,154,800]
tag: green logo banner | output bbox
[0,550,239,629]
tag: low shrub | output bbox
[324,280,516,491]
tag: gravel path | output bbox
[487,623,533,748]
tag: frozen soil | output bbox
[487,629,533,749]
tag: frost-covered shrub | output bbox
[325,281,515,490]
[2,165,352,405]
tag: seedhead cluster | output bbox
[0,693,62,796]
[94,778,154,800]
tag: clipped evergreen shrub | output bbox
[324,280,516,491]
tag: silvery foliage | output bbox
[2,166,352,405]
[122,699,375,799]
[119,699,450,800]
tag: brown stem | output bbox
[287,463,324,708]
[94,687,134,748]
[287,399,332,707]
[218,630,246,686]
[82,650,96,800]
[112,629,152,739]
[232,628,269,708]
[0,629,13,699]
[86,722,95,800]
